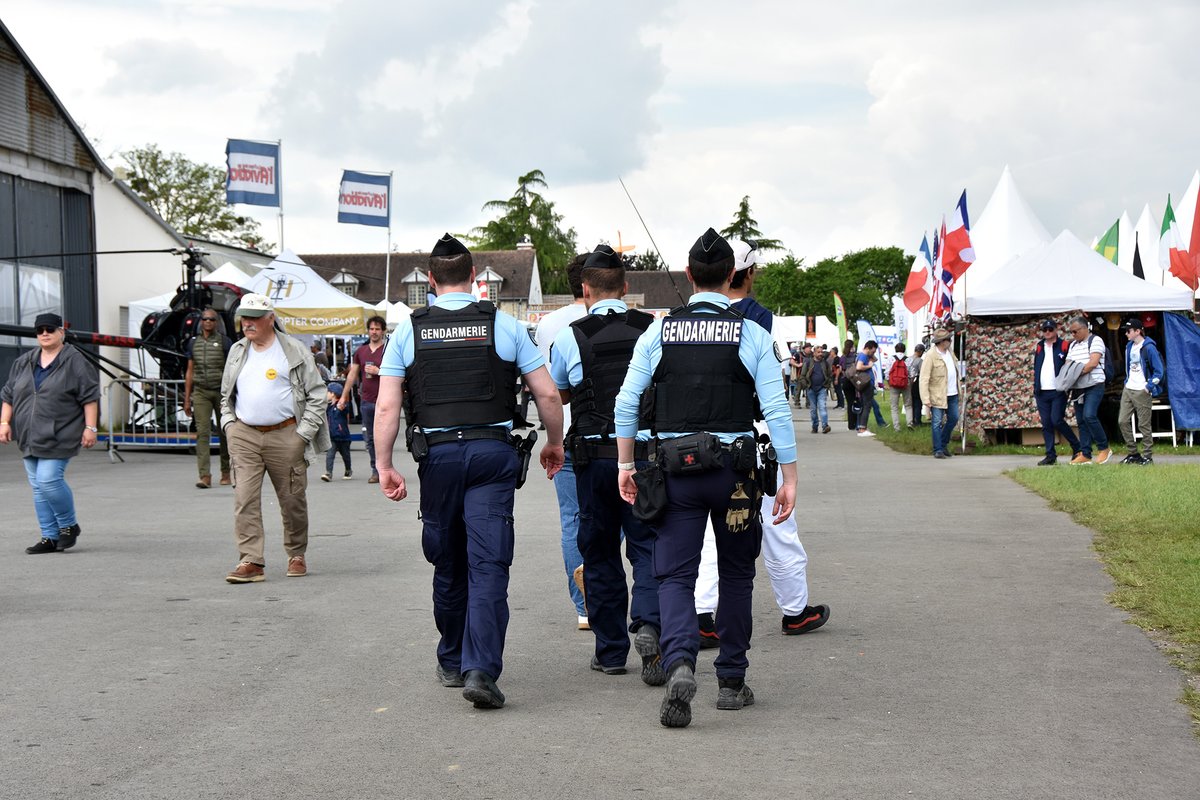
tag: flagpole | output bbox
[383,170,393,305]
[276,139,285,251]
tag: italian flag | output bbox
[1160,195,1196,291]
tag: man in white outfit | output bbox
[694,240,830,645]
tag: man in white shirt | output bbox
[219,294,330,583]
[1032,319,1081,466]
[535,255,590,628]
[1065,316,1111,465]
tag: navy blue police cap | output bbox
[584,243,623,269]
[431,233,471,258]
[688,227,733,264]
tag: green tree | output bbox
[719,195,784,251]
[468,170,578,294]
[625,250,664,271]
[121,144,269,250]
[753,246,910,324]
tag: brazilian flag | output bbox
[1094,219,1119,264]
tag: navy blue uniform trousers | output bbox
[417,439,518,680]
[655,460,762,680]
[1035,389,1080,457]
[576,457,660,668]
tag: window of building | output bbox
[18,264,63,324]
[407,282,431,306]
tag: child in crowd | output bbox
[322,381,352,481]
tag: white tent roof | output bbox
[954,166,1051,301]
[250,250,375,334]
[205,261,256,288]
[1176,169,1199,246]
[1115,210,1135,273]
[969,229,1194,315]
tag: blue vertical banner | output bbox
[337,170,391,227]
[225,139,281,207]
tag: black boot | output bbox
[57,523,81,551]
[462,670,505,709]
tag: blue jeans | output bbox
[1075,384,1108,457]
[23,456,77,538]
[930,395,960,454]
[360,401,377,475]
[1035,389,1080,457]
[807,387,828,429]
[553,455,586,616]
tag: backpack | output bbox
[887,357,909,389]
[1087,335,1115,382]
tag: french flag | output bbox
[941,190,976,280]
[930,218,954,317]
[903,234,934,313]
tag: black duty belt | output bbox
[424,427,514,447]
[576,439,652,461]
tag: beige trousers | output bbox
[1117,387,1154,457]
[228,421,309,565]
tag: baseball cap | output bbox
[1121,317,1145,331]
[732,239,759,272]
[236,293,274,318]
[1039,319,1057,331]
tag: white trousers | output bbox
[694,466,809,616]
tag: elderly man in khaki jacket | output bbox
[220,294,330,583]
[918,328,960,459]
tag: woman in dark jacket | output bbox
[0,313,100,554]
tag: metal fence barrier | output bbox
[103,378,212,462]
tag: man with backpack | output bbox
[1065,316,1112,464]
[801,343,834,433]
[1032,319,1081,466]
[1117,317,1165,465]
[886,342,913,431]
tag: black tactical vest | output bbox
[406,301,518,429]
[652,301,756,434]
[567,308,654,438]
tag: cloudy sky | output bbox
[6,1,1200,268]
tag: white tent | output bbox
[250,250,374,334]
[1114,210,1136,274]
[1176,170,1200,246]
[205,261,257,288]
[969,230,1194,315]
[955,165,1051,304]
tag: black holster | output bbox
[757,434,779,497]
[409,427,429,462]
[515,431,538,489]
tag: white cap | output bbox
[236,293,274,317]
[732,239,758,272]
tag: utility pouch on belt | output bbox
[632,463,668,522]
[658,433,723,475]
[566,433,590,469]
[725,481,755,533]
[728,435,756,472]
[409,428,429,462]
[757,434,779,497]
[515,430,538,489]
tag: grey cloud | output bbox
[103,39,238,93]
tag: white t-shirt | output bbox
[1038,340,1060,391]
[1126,340,1146,391]
[234,337,294,426]
[1067,336,1106,388]
[939,349,958,396]
[537,302,587,432]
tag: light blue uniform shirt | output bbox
[380,292,544,432]
[613,292,797,464]
[550,298,651,442]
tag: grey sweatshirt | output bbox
[1,344,100,458]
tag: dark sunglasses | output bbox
[201,317,218,322]
[35,326,57,334]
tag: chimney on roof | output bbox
[516,235,534,251]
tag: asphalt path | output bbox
[1,408,1197,799]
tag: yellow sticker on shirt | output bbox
[265,368,278,380]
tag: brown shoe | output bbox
[1094,448,1112,465]
[226,561,264,583]
[219,471,231,486]
[573,563,587,608]
[367,473,380,484]
[196,475,211,489]
[286,555,307,577]
[1069,453,1091,465]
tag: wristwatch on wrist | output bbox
[617,461,636,471]
[85,426,98,433]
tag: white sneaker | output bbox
[857,430,876,437]
[320,473,332,482]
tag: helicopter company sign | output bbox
[337,170,391,228]
[225,139,281,207]
[271,308,370,335]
